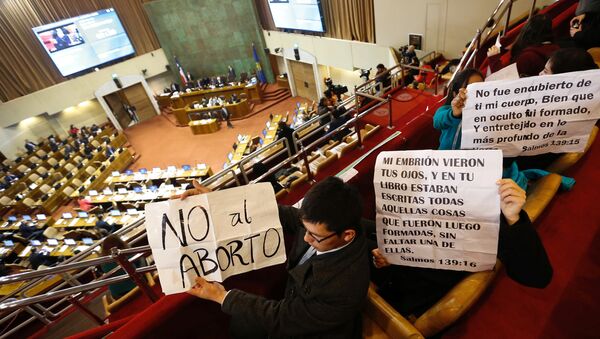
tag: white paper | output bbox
[486,63,519,82]
[145,183,286,294]
[462,70,600,156]
[374,150,502,272]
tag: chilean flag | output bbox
[174,56,187,87]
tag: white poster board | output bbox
[145,183,287,294]
[374,150,502,272]
[462,69,600,156]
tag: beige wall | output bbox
[0,99,108,158]
[0,49,170,128]
[374,0,556,59]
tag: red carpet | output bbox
[361,88,442,127]
[443,134,600,339]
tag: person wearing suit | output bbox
[24,139,37,154]
[185,177,370,339]
[105,145,116,158]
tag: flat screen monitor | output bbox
[82,237,94,245]
[7,216,17,222]
[62,212,73,219]
[89,190,98,196]
[110,210,121,216]
[64,238,76,245]
[78,211,89,218]
[3,240,14,247]
[125,169,133,175]
[140,168,148,174]
[36,214,47,220]
[127,209,138,215]
[47,239,59,246]
[32,8,135,77]
[268,0,325,33]
[182,165,191,171]
[23,215,32,221]
[133,186,143,193]
[31,240,42,246]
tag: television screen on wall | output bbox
[32,8,135,77]
[268,0,326,33]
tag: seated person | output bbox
[105,145,116,158]
[317,97,334,126]
[328,106,351,142]
[48,137,59,152]
[19,222,43,240]
[375,63,392,91]
[182,177,370,338]
[4,172,19,186]
[570,0,600,49]
[29,247,54,270]
[517,48,599,170]
[100,234,138,299]
[433,68,530,190]
[95,214,116,235]
[24,139,37,154]
[69,124,79,137]
[487,14,559,77]
[370,179,552,317]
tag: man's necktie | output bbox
[298,246,317,265]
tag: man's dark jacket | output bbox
[221,205,370,339]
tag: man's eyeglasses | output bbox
[303,225,338,243]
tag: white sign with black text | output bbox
[145,183,286,294]
[374,150,502,272]
[462,69,600,156]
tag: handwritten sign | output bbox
[462,69,600,156]
[145,183,286,294]
[374,150,502,271]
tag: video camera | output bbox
[359,68,371,82]
[324,77,348,98]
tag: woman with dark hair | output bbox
[100,234,137,299]
[516,48,599,170]
[540,47,599,75]
[433,68,483,150]
[433,68,529,189]
[488,14,559,77]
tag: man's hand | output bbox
[497,179,526,226]
[451,88,468,118]
[187,276,228,304]
[171,180,211,200]
[371,248,391,269]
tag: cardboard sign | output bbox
[374,150,502,272]
[462,69,600,156]
[145,183,286,294]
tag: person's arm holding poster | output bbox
[372,179,552,288]
[496,179,553,288]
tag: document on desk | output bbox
[21,246,32,257]
[59,245,68,253]
[69,218,80,227]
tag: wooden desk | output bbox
[105,165,212,185]
[51,212,142,229]
[189,119,220,135]
[86,186,187,205]
[172,83,262,109]
[276,75,290,90]
[229,135,252,164]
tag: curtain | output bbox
[0,0,160,102]
[255,0,374,43]
[322,0,375,43]
[254,0,276,31]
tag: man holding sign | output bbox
[370,150,552,316]
[179,177,370,339]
